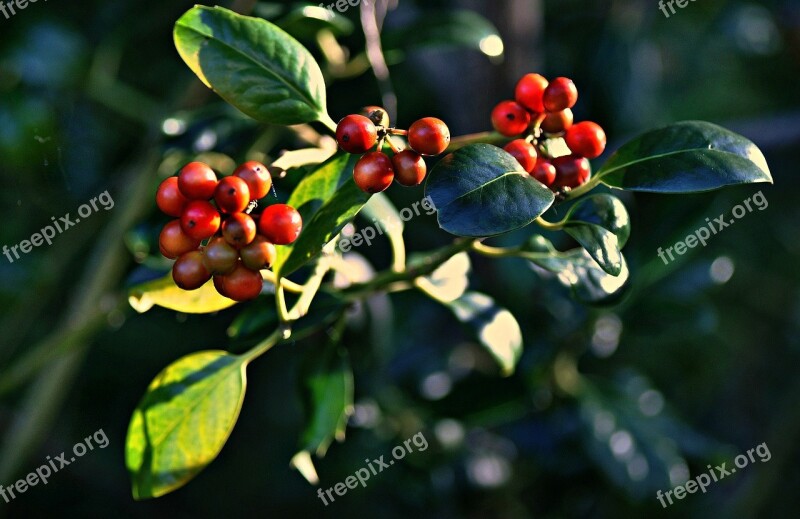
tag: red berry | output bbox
[515,73,549,113]
[159,220,201,259]
[491,101,531,137]
[222,213,257,249]
[233,161,272,200]
[336,115,378,154]
[541,109,574,134]
[172,250,211,291]
[360,106,390,127]
[178,162,218,200]
[391,150,427,187]
[532,159,557,187]
[408,118,451,156]
[214,176,251,214]
[503,139,538,173]
[552,155,591,190]
[543,77,578,113]
[566,121,607,159]
[240,235,277,271]
[156,177,189,217]
[202,237,239,275]
[213,275,230,298]
[259,204,302,245]
[180,200,221,240]
[220,262,264,302]
[354,152,394,194]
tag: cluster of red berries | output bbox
[336,107,451,194]
[156,161,302,302]
[491,74,607,192]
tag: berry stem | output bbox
[262,270,304,293]
[563,174,603,200]
[446,131,507,152]
[471,240,572,260]
[388,128,408,137]
[534,217,565,231]
[275,283,292,338]
[384,135,403,154]
[288,255,333,321]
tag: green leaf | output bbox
[126,351,247,499]
[597,121,772,193]
[522,237,630,305]
[128,275,236,314]
[562,195,631,276]
[276,154,371,277]
[425,144,555,237]
[382,10,504,59]
[174,6,330,126]
[298,338,353,456]
[446,292,523,376]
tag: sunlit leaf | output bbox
[128,274,236,314]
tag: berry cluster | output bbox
[156,161,302,302]
[336,107,451,194]
[491,74,607,192]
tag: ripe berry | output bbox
[532,159,557,187]
[222,213,257,249]
[391,150,427,187]
[360,105,390,127]
[213,275,230,298]
[202,237,239,275]
[541,109,574,134]
[220,262,264,302]
[491,101,531,137]
[354,152,394,194]
[259,204,302,245]
[408,118,451,156]
[552,155,591,190]
[180,200,221,240]
[173,250,211,291]
[156,177,189,217]
[543,77,578,113]
[214,176,251,214]
[178,162,218,200]
[233,161,272,200]
[566,121,607,159]
[503,139,538,173]
[336,115,378,154]
[159,220,201,259]
[515,73,549,113]
[240,235,277,271]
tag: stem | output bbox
[564,174,603,200]
[241,329,283,363]
[385,135,403,154]
[535,216,564,231]
[471,240,568,261]
[446,131,507,152]
[319,113,338,134]
[342,238,476,299]
[288,257,332,321]
[262,270,304,293]
[389,128,408,137]
[275,283,292,338]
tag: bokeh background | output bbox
[1,0,799,517]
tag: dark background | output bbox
[0,0,798,517]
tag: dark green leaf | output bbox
[597,121,772,193]
[174,6,330,126]
[562,195,631,276]
[525,238,630,305]
[446,292,523,376]
[126,351,247,499]
[383,10,504,59]
[275,154,370,277]
[298,334,353,456]
[425,144,555,237]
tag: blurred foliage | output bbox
[0,0,798,517]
